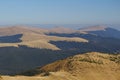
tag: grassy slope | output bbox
[0,28,88,50]
[2,52,119,80]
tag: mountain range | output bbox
[0,25,120,78]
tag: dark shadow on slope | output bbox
[47,33,120,53]
[0,34,23,43]
[88,28,120,39]
[46,27,120,39]
[0,37,120,75]
[0,46,82,75]
[50,41,120,53]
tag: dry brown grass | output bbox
[0,26,88,50]
[79,25,107,31]
[2,52,119,80]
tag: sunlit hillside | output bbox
[0,26,88,50]
[1,52,120,80]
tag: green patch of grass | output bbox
[109,56,120,64]
[79,57,103,64]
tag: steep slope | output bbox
[79,25,120,39]
[2,52,120,80]
[24,52,120,80]
[21,52,120,76]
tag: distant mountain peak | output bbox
[78,25,120,39]
[49,26,75,33]
[79,25,108,31]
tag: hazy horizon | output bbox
[0,24,120,30]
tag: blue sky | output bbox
[0,0,120,24]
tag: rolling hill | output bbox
[0,25,120,75]
[1,52,120,80]
[0,26,88,50]
[79,25,120,39]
